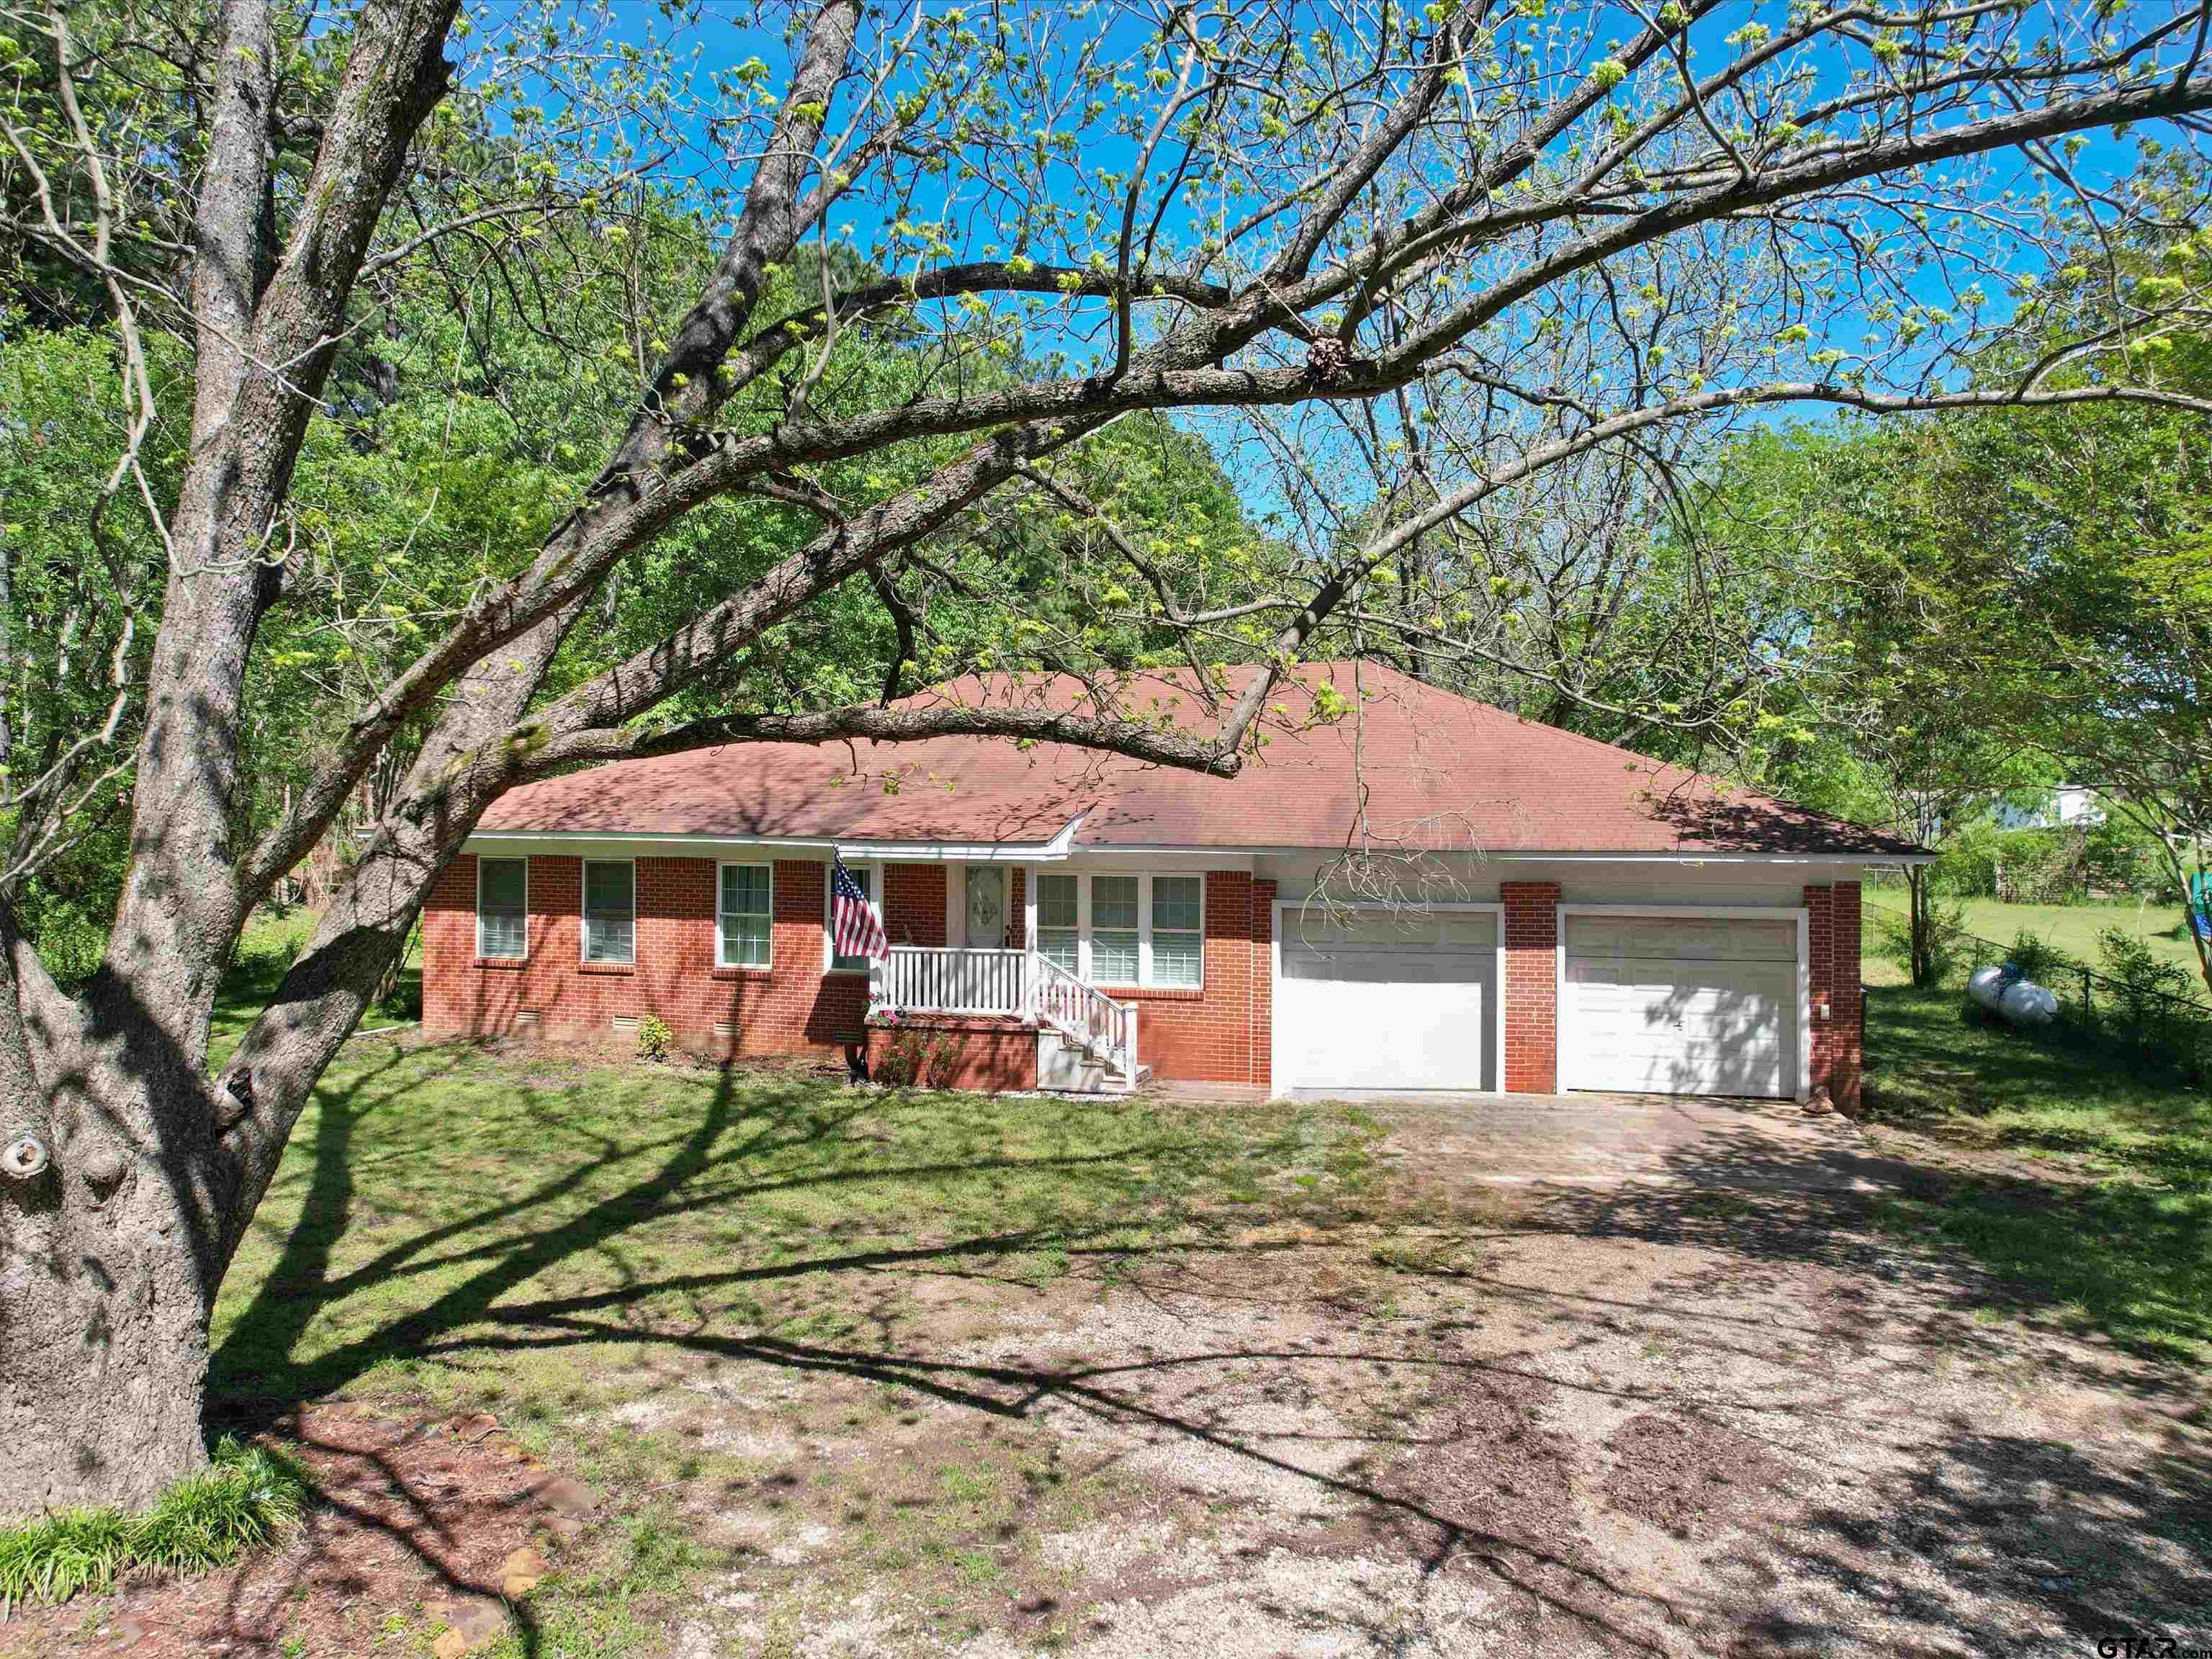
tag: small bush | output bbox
[1874,894,1966,985]
[132,1439,309,1575]
[872,1027,958,1089]
[634,1014,674,1064]
[0,1507,132,1614]
[0,1437,310,1614]
[2098,929,2198,1020]
[2003,930,2077,986]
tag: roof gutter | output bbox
[462,814,1086,864]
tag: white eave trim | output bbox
[1066,844,1928,865]
[464,814,1084,864]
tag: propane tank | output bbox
[1968,964,2058,1028]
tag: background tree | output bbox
[4,0,2211,1512]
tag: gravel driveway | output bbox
[624,1090,2211,1658]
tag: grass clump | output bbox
[0,1437,311,1613]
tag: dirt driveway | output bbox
[603,1093,2212,1658]
[37,1084,2206,1659]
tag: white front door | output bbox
[1562,914,1799,1098]
[964,866,1007,950]
[1276,909,1496,1092]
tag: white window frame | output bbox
[716,860,774,971]
[579,858,637,966]
[1033,869,1080,976]
[475,855,529,961]
[823,857,882,974]
[1069,871,1205,991]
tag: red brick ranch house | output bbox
[424,663,1916,1108]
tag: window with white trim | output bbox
[476,857,527,959]
[1150,876,1203,986]
[825,862,873,971]
[581,860,635,965]
[1047,872,1203,989]
[1090,875,1140,982]
[719,863,772,968]
[1035,872,1079,974]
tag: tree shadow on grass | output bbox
[200,1033,2212,1658]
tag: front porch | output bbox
[868,945,1146,1093]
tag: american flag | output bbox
[830,856,887,963]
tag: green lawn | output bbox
[1863,976,2212,1362]
[1861,893,2207,991]
[194,923,1383,1653]
[124,908,2206,1653]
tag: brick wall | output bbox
[1804,881,1863,1110]
[1097,869,1273,1086]
[423,855,1278,1089]
[1502,881,1561,1092]
[883,863,947,946]
[423,854,863,1057]
[866,1017,1035,1091]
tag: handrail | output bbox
[874,946,1140,1087]
[1031,954,1137,1087]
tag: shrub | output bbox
[1995,827,2089,904]
[0,1437,310,1614]
[2085,818,2167,899]
[872,1027,957,1089]
[2097,928,2198,1022]
[634,1013,674,1063]
[1874,893,1966,985]
[2002,929,2077,986]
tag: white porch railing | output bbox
[875,945,1138,1089]
[883,945,1029,1015]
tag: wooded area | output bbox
[2,0,2209,1512]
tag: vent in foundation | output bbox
[712,1020,736,1042]
[610,1015,640,1038]
[514,1011,541,1036]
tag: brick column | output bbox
[1251,878,1277,1091]
[1502,881,1561,1093]
[1804,881,1864,1111]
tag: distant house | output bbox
[423,664,1916,1109]
[1994,783,2106,832]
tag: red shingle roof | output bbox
[477,662,1912,857]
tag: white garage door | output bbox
[1277,909,1496,1092]
[1564,914,1799,1098]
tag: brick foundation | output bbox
[1502,881,1561,1092]
[865,1016,1036,1091]
[1804,881,1863,1110]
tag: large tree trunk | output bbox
[0,1080,217,1511]
[0,926,229,1509]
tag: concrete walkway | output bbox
[1336,1090,1915,1192]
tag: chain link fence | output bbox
[1866,901,2211,1087]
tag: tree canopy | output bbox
[3,0,2211,1512]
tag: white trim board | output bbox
[462,817,1083,863]
[460,830,1916,866]
[1553,902,1812,1102]
[1268,901,1506,1101]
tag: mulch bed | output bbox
[7,1406,593,1657]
